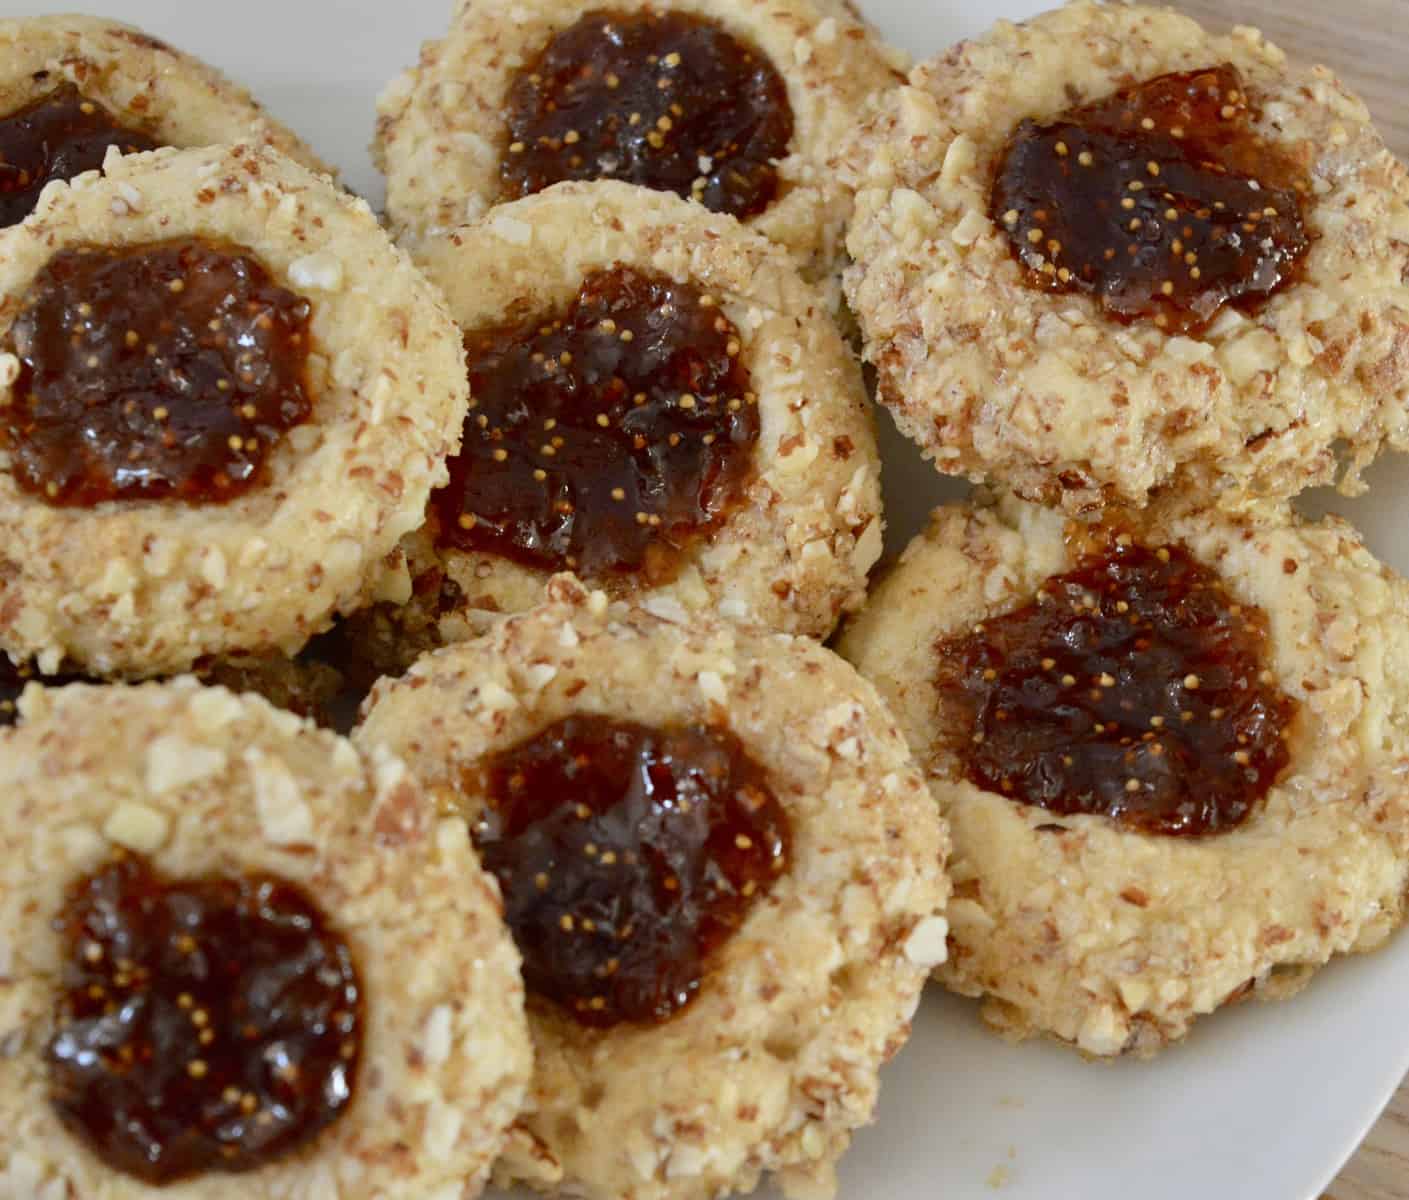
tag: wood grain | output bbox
[1166,5,1409,1196]
[1176,0,1409,159]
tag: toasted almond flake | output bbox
[103,802,169,853]
[903,915,950,967]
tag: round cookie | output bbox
[0,680,531,1198]
[373,0,905,285]
[355,575,950,1200]
[0,14,329,211]
[843,1,1409,511]
[404,182,882,641]
[0,142,469,676]
[838,491,1409,1057]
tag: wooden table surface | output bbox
[1171,2,1409,1196]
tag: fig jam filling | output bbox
[2,237,314,506]
[47,852,362,1183]
[0,83,162,228]
[500,8,794,219]
[935,538,1297,836]
[470,715,789,1027]
[432,264,759,583]
[990,64,1310,333]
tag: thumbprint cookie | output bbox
[356,576,950,1200]
[0,143,469,677]
[844,1,1409,511]
[0,14,329,229]
[374,0,905,285]
[402,182,881,640]
[0,680,531,1197]
[838,491,1409,1057]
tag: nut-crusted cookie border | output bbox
[408,182,882,641]
[838,491,1409,1057]
[0,14,330,175]
[356,577,950,1200]
[843,0,1409,511]
[0,143,469,676]
[0,680,531,1200]
[373,0,905,285]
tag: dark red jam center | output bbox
[0,83,162,228]
[990,65,1310,333]
[470,715,789,1027]
[46,852,361,1184]
[432,264,759,583]
[934,539,1297,836]
[500,8,794,219]
[3,237,314,506]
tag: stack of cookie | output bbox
[0,8,944,1200]
[839,0,1409,1060]
[1,2,1407,1199]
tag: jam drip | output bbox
[472,715,789,1026]
[0,83,162,228]
[935,540,1297,836]
[3,238,313,506]
[433,264,759,583]
[501,8,794,219]
[47,852,362,1183]
[990,65,1310,333]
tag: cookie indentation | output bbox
[500,8,794,219]
[935,540,1297,835]
[990,65,1309,333]
[3,238,314,506]
[47,852,362,1183]
[0,84,161,228]
[471,715,789,1026]
[433,264,759,583]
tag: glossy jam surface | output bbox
[990,65,1310,333]
[47,853,361,1183]
[433,265,759,583]
[471,715,789,1026]
[3,238,313,506]
[501,8,794,219]
[935,540,1297,836]
[0,83,162,228]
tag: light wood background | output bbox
[1171,2,1409,1196]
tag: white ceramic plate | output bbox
[14,0,1409,1196]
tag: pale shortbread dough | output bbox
[839,491,1409,1056]
[356,576,951,1200]
[406,182,882,641]
[0,15,329,175]
[0,680,531,1199]
[844,1,1409,512]
[373,0,905,286]
[0,143,469,677]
